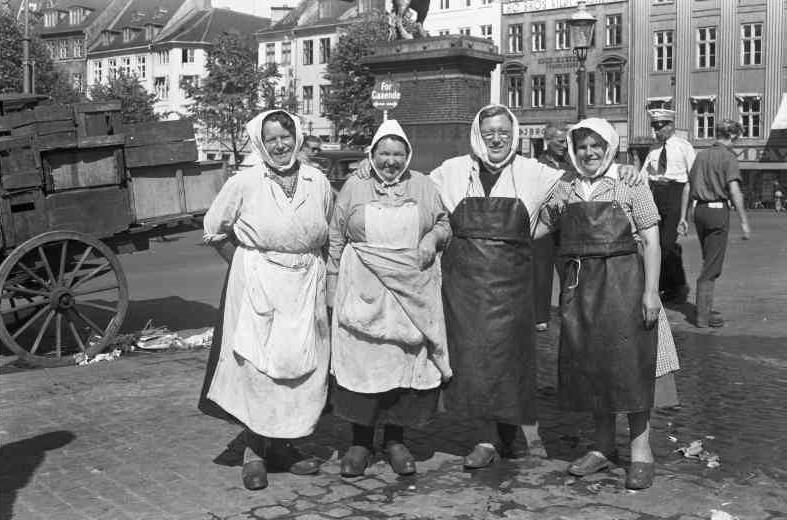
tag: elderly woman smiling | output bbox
[201,109,333,491]
[327,120,453,478]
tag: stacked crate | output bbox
[124,120,226,222]
[0,134,45,249]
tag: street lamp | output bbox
[569,1,597,121]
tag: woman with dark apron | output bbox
[430,105,563,467]
[539,118,671,490]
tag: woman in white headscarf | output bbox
[200,110,332,490]
[538,118,679,490]
[327,119,453,478]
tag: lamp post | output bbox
[569,1,597,122]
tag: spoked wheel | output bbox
[0,231,129,367]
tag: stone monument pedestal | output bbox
[361,35,503,172]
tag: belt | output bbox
[696,201,726,208]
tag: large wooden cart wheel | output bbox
[0,231,129,367]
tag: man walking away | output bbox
[641,109,695,304]
[681,119,751,328]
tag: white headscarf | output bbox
[470,104,520,173]
[245,109,304,173]
[368,119,413,183]
[566,118,620,179]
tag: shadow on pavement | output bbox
[121,296,218,333]
[0,430,75,520]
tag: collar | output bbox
[264,161,315,181]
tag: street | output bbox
[1,212,786,520]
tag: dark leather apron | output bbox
[441,174,536,424]
[557,199,656,413]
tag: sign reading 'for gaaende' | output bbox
[371,80,401,110]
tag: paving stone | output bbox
[253,505,291,519]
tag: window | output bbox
[45,41,55,59]
[696,27,716,68]
[555,21,570,50]
[154,77,169,100]
[281,41,291,65]
[69,8,83,25]
[654,30,674,71]
[555,73,570,107]
[531,22,545,51]
[459,27,471,36]
[604,70,621,104]
[57,39,68,60]
[694,100,715,139]
[303,40,313,65]
[44,11,57,28]
[123,28,134,42]
[531,75,545,107]
[302,86,313,114]
[605,15,621,47]
[438,30,450,36]
[587,72,595,106]
[480,25,493,40]
[182,48,195,64]
[157,50,169,65]
[136,56,146,79]
[93,60,103,84]
[319,38,331,64]
[507,76,523,108]
[265,43,275,65]
[121,56,132,76]
[440,0,450,9]
[72,73,83,92]
[72,39,84,58]
[741,23,762,65]
[508,24,523,54]
[320,85,329,115]
[739,97,761,138]
[108,58,117,79]
[181,75,199,92]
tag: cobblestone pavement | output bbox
[1,213,786,520]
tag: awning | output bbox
[739,162,787,171]
[690,94,717,104]
[647,96,672,103]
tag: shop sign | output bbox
[371,79,401,111]
[536,55,580,69]
[519,125,545,139]
[503,0,618,15]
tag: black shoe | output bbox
[341,445,372,477]
[463,444,500,469]
[385,442,416,475]
[268,441,321,475]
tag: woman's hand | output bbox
[642,290,661,330]
[677,218,688,237]
[619,164,647,187]
[416,235,437,270]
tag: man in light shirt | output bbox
[641,109,695,304]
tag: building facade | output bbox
[629,0,786,204]
[500,0,629,157]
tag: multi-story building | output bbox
[87,0,270,160]
[35,0,129,94]
[628,0,786,204]
[501,0,629,158]
[422,0,503,104]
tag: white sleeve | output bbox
[203,174,242,244]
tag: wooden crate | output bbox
[184,160,227,213]
[41,141,124,191]
[129,163,190,221]
[0,136,42,190]
[45,185,132,237]
[124,120,197,169]
[0,188,47,249]
[73,101,123,137]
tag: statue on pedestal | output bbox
[389,0,430,40]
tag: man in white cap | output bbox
[641,109,695,304]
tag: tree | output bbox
[89,74,159,124]
[0,11,82,102]
[182,33,281,168]
[323,11,390,146]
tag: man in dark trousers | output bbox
[680,119,751,327]
[641,109,695,303]
[533,123,571,331]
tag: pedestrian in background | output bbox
[300,135,323,168]
[201,110,332,490]
[641,109,695,304]
[539,118,669,490]
[681,119,751,328]
[327,119,452,478]
[533,123,571,332]
[773,181,784,213]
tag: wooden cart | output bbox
[0,98,227,366]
